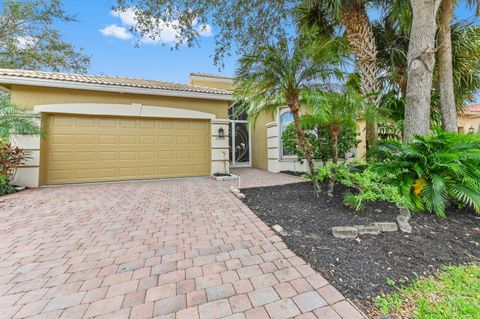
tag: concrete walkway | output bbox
[0,169,364,319]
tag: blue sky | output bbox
[60,0,237,83]
[58,0,478,84]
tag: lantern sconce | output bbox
[218,127,225,139]
[468,126,475,134]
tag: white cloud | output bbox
[99,24,133,40]
[104,7,212,46]
[111,8,136,26]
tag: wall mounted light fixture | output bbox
[218,127,225,139]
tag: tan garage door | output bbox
[43,114,210,185]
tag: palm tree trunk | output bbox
[404,0,441,141]
[438,0,458,132]
[341,5,379,150]
[288,98,320,194]
[328,123,340,198]
[331,123,340,165]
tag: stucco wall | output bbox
[189,77,234,91]
[10,85,230,119]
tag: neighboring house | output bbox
[0,69,479,187]
[458,104,480,134]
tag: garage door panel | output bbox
[74,135,97,144]
[159,136,175,144]
[140,151,156,160]
[51,135,72,145]
[44,115,210,184]
[98,152,116,160]
[192,164,209,173]
[97,169,116,179]
[75,117,96,127]
[98,136,117,144]
[120,119,137,128]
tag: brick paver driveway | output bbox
[0,169,364,319]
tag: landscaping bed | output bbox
[241,181,480,316]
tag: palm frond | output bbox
[0,94,42,139]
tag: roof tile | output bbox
[0,69,232,96]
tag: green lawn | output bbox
[375,264,480,319]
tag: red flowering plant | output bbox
[0,139,26,195]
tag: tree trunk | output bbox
[288,98,320,194]
[438,0,458,132]
[404,0,441,141]
[331,123,340,165]
[328,123,340,198]
[341,4,379,150]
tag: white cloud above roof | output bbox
[101,7,212,45]
[99,24,133,40]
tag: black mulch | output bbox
[279,171,305,177]
[241,181,480,315]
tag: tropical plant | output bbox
[235,35,344,193]
[372,128,480,217]
[0,138,25,193]
[374,9,480,134]
[0,94,42,139]
[281,114,359,166]
[297,0,380,150]
[317,163,407,210]
[311,88,364,164]
[0,176,15,196]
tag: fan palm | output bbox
[0,93,42,139]
[235,36,344,193]
[372,128,480,217]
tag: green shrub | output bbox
[0,176,15,196]
[372,128,480,217]
[282,115,360,165]
[317,162,407,210]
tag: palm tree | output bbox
[313,89,363,165]
[373,4,480,137]
[297,0,380,150]
[438,0,457,132]
[0,93,42,139]
[438,0,480,132]
[235,36,343,193]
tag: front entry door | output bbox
[230,121,250,167]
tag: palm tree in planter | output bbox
[235,36,344,193]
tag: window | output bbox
[280,111,295,157]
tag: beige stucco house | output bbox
[0,70,234,187]
[1,69,479,188]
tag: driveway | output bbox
[0,169,364,319]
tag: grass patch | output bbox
[375,264,480,318]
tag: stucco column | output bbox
[10,135,41,188]
[211,119,230,175]
[266,122,280,173]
